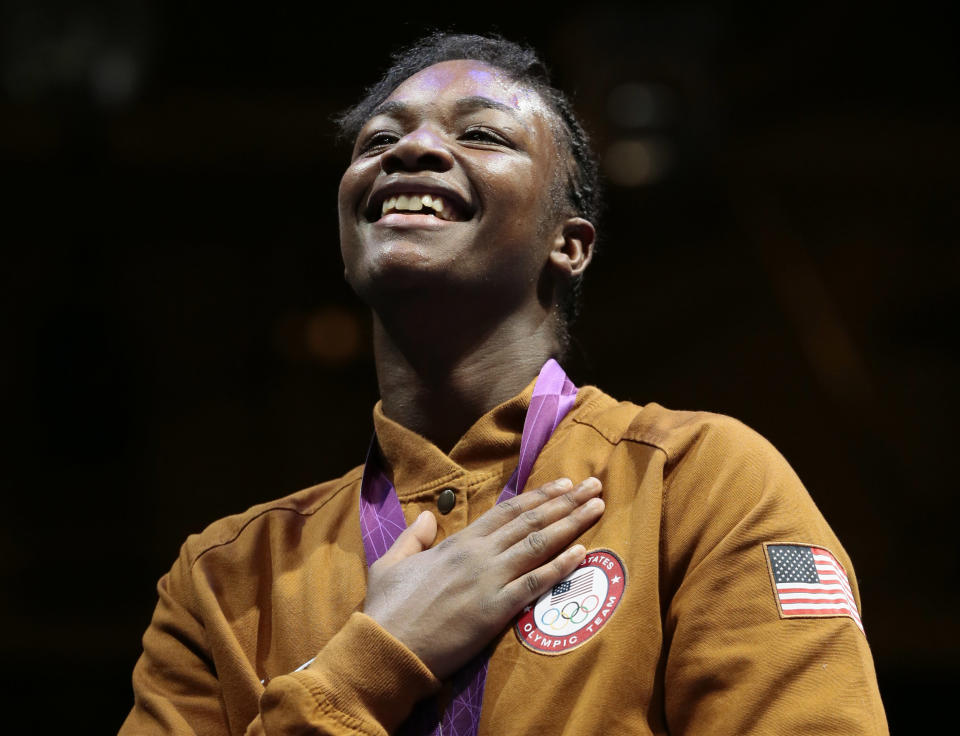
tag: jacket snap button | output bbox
[437,488,456,514]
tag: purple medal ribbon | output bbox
[359,359,577,736]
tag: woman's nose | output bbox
[382,126,454,174]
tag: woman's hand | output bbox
[363,477,604,678]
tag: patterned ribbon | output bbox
[359,359,578,736]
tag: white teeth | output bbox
[430,196,450,220]
[379,192,458,220]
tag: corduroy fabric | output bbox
[121,380,888,735]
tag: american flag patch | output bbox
[765,543,863,633]
[550,570,593,604]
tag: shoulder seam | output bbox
[191,470,362,568]
[571,416,671,458]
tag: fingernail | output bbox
[555,478,573,489]
[586,498,605,512]
[581,477,601,491]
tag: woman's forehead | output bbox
[383,59,546,116]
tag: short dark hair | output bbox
[336,32,601,333]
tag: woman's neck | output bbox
[373,305,559,453]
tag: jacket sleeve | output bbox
[659,416,888,735]
[120,546,232,735]
[258,613,440,736]
[121,544,440,735]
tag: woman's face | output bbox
[338,59,566,311]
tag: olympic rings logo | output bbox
[538,593,601,631]
[517,549,626,655]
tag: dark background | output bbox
[2,1,956,732]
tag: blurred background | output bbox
[2,0,956,731]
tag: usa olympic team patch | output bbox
[515,548,626,654]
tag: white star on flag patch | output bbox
[763,542,863,633]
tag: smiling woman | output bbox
[339,58,586,324]
[120,32,888,736]
[338,34,601,338]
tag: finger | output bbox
[377,510,438,566]
[498,496,604,574]
[469,477,575,536]
[500,543,588,610]
[490,477,603,550]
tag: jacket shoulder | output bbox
[180,465,364,567]
[573,386,770,464]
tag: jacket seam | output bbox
[571,415,673,610]
[191,471,362,568]
[401,467,501,496]
[571,416,672,458]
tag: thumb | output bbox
[378,510,437,566]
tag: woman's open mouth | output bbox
[378,193,458,221]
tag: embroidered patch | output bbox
[515,548,626,654]
[764,542,863,633]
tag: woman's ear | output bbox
[549,217,596,278]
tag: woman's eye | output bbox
[361,132,398,151]
[462,128,508,145]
